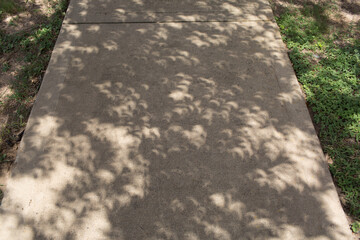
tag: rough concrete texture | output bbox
[0,0,353,239]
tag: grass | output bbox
[0,0,69,157]
[271,0,360,230]
[0,0,21,15]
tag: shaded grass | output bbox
[271,0,360,228]
[0,0,21,15]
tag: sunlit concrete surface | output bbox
[0,0,353,239]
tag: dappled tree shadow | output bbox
[64,0,273,23]
[0,0,352,239]
[340,0,360,15]
[271,0,331,33]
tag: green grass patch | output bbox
[0,0,21,15]
[273,2,360,223]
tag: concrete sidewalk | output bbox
[0,0,353,239]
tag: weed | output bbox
[352,221,360,233]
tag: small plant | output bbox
[351,221,360,233]
[1,62,10,72]
[0,154,6,162]
[8,16,18,26]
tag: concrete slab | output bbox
[65,0,273,23]
[0,2,353,240]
